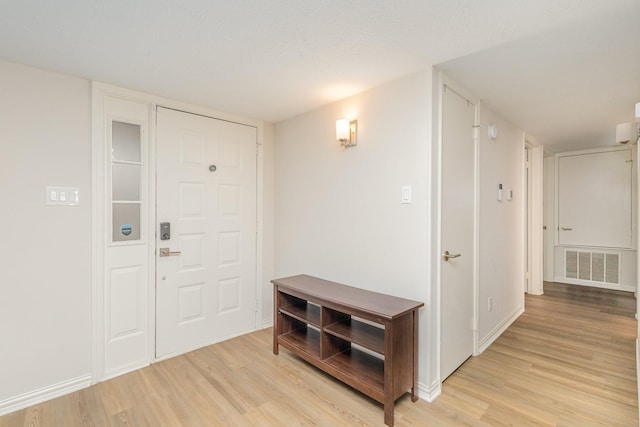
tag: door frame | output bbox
[525,142,544,295]
[434,73,480,388]
[91,82,266,381]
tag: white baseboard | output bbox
[477,305,524,354]
[262,318,273,329]
[0,375,91,417]
[101,361,149,383]
[554,276,635,292]
[417,380,441,402]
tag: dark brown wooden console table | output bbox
[272,274,424,426]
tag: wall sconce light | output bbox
[616,122,632,144]
[617,102,640,145]
[336,119,357,147]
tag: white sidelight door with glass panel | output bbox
[103,96,150,379]
[155,107,258,359]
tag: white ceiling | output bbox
[438,2,640,152]
[1,0,638,152]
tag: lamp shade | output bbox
[616,123,632,144]
[336,119,349,142]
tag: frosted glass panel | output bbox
[112,121,141,162]
[112,163,141,201]
[113,203,141,242]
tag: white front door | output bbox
[155,107,257,359]
[440,84,476,381]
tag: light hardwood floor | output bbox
[1,282,637,426]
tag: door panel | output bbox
[558,149,632,248]
[440,86,476,381]
[156,107,257,359]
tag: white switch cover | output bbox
[401,185,412,204]
[46,187,80,206]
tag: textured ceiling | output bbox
[0,0,638,151]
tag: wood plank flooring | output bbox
[1,282,637,426]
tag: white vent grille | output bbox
[591,253,604,282]
[565,250,619,284]
[606,253,619,284]
[565,251,577,279]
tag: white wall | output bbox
[0,62,92,405]
[477,105,525,348]
[274,71,433,390]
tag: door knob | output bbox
[443,250,461,261]
[159,248,182,257]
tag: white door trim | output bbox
[525,142,544,295]
[91,82,265,382]
[90,83,105,382]
[472,97,480,358]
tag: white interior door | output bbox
[557,149,633,249]
[156,107,257,359]
[440,85,476,381]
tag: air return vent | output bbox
[565,250,619,284]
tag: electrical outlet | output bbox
[488,297,493,312]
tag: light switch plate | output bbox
[46,187,79,206]
[401,185,412,204]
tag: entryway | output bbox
[93,87,261,380]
